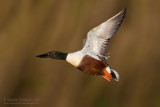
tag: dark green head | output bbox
[36,51,68,60]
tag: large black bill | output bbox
[36,53,49,58]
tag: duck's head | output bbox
[36,51,67,60]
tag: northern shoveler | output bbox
[36,8,126,82]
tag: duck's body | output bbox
[65,50,119,81]
[77,55,106,75]
[37,8,126,82]
[67,51,105,75]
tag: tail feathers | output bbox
[111,69,119,81]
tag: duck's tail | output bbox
[102,67,119,82]
[111,69,119,81]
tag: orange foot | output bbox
[102,75,111,81]
[102,70,112,82]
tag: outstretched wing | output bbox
[82,8,126,57]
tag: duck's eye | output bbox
[52,51,56,54]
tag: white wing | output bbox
[82,8,126,57]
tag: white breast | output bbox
[66,51,85,67]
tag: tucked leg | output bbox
[104,70,112,79]
[102,75,111,82]
[102,70,112,81]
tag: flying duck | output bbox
[36,8,126,82]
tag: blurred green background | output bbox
[1,0,160,107]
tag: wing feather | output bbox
[82,8,126,57]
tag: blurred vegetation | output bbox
[0,0,160,107]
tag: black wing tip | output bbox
[123,8,127,12]
[117,8,127,23]
[120,8,127,17]
[112,8,127,21]
[121,8,127,13]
